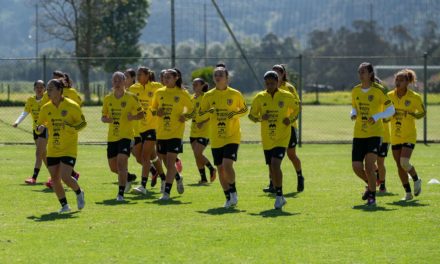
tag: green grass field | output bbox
[0,144,439,263]
[1,105,440,144]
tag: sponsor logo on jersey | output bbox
[227,99,233,105]
[174,96,180,103]
[278,101,284,108]
[121,101,127,108]
[148,92,153,97]
[405,100,411,106]
[61,110,68,117]
[368,95,374,102]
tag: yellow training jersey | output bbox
[190,94,209,138]
[24,96,45,130]
[198,87,248,148]
[388,89,426,144]
[42,87,82,106]
[249,89,299,150]
[351,82,393,138]
[279,81,300,128]
[382,120,391,143]
[151,87,194,140]
[127,82,164,133]
[37,97,87,158]
[102,92,143,142]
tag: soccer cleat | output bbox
[230,192,238,206]
[160,180,165,193]
[379,187,387,193]
[72,171,80,181]
[263,186,275,193]
[366,197,376,206]
[127,173,137,182]
[76,191,85,210]
[132,185,147,195]
[25,178,37,185]
[361,187,369,200]
[176,176,184,194]
[274,196,287,209]
[124,181,132,194]
[414,178,422,196]
[223,199,232,208]
[198,180,208,185]
[116,194,124,201]
[401,192,413,201]
[209,169,217,182]
[58,204,71,214]
[175,158,183,173]
[151,173,158,187]
[45,178,53,189]
[159,192,170,201]
[297,176,304,192]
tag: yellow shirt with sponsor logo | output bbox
[198,87,248,148]
[24,96,45,130]
[151,87,194,140]
[127,82,163,133]
[42,87,82,106]
[249,89,298,150]
[279,81,300,129]
[190,94,209,138]
[388,89,425,144]
[351,82,393,138]
[102,92,143,142]
[37,97,87,158]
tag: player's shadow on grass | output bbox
[150,199,192,206]
[249,209,299,218]
[126,192,157,200]
[376,192,398,197]
[387,200,429,207]
[95,199,137,206]
[187,183,211,187]
[197,207,246,215]
[27,211,79,222]
[20,183,45,186]
[31,188,54,193]
[352,204,396,212]
[260,192,299,199]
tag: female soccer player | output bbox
[388,69,426,201]
[249,71,299,209]
[151,69,193,200]
[198,64,248,208]
[190,78,216,184]
[36,79,86,213]
[351,62,395,206]
[272,64,304,193]
[13,80,48,184]
[102,72,144,201]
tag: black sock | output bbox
[32,168,40,179]
[205,161,215,171]
[199,168,207,181]
[150,166,157,176]
[127,173,136,182]
[74,188,82,195]
[296,170,303,177]
[165,183,172,194]
[411,174,419,182]
[368,191,376,199]
[224,190,231,200]
[175,173,181,181]
[380,180,386,189]
[141,177,148,188]
[269,180,273,188]
[229,182,236,193]
[403,183,411,193]
[71,170,77,177]
[59,197,68,207]
[159,173,166,181]
[276,186,283,196]
[375,169,379,180]
[118,186,125,196]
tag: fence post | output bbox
[423,52,428,145]
[97,84,101,104]
[298,54,303,147]
[7,84,10,102]
[43,55,47,84]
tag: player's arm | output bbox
[150,91,161,116]
[65,106,87,131]
[351,90,358,121]
[248,95,262,123]
[409,97,426,119]
[228,94,248,119]
[13,112,29,127]
[370,97,395,123]
[35,107,48,134]
[101,97,113,123]
[127,96,144,121]
[181,93,195,122]
[197,95,213,122]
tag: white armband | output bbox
[14,111,29,125]
[372,105,395,122]
[350,108,357,117]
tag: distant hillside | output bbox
[1,0,439,57]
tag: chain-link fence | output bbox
[0,55,439,144]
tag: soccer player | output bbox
[151,69,194,200]
[351,62,395,206]
[272,64,305,193]
[376,117,391,193]
[190,78,217,184]
[388,69,426,201]
[13,80,48,184]
[102,72,144,201]
[36,79,86,213]
[198,64,248,208]
[249,71,299,209]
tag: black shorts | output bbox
[352,137,381,162]
[140,129,156,142]
[287,127,298,149]
[157,138,183,155]
[47,156,76,167]
[392,143,415,150]
[378,143,389,157]
[211,144,239,166]
[133,136,142,146]
[33,128,48,140]
[190,137,209,147]
[264,147,286,165]
[107,139,132,159]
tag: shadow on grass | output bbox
[352,204,397,212]
[149,199,192,206]
[127,193,158,200]
[27,211,79,222]
[197,207,246,215]
[284,192,300,198]
[248,209,300,218]
[376,192,399,197]
[31,188,54,193]
[187,183,211,187]
[95,199,137,206]
[387,200,429,207]
[20,183,45,186]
